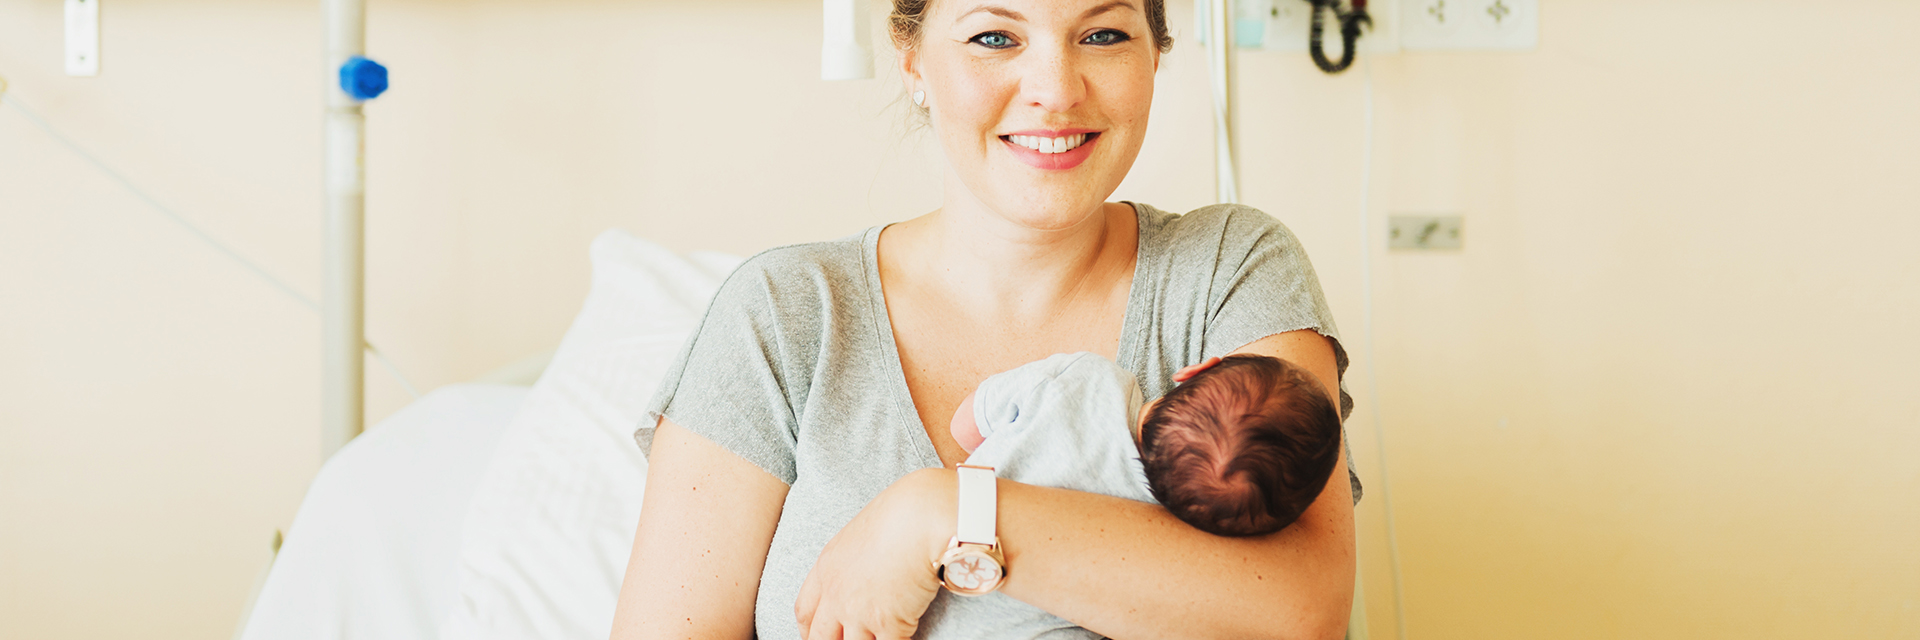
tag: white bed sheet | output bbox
[238,383,529,640]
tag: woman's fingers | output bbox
[805,617,842,640]
[793,469,947,640]
[1172,356,1223,382]
[794,575,821,632]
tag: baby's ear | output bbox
[950,392,986,453]
[1172,357,1224,383]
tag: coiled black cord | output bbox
[1308,0,1371,74]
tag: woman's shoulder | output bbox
[710,230,874,305]
[733,230,869,278]
[1136,201,1299,242]
[1134,202,1307,266]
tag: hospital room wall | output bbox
[0,0,1914,639]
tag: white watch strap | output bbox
[955,465,997,545]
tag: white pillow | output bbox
[438,229,741,640]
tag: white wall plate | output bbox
[1399,0,1538,51]
[65,0,100,76]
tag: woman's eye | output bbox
[971,32,1016,49]
[1082,29,1130,45]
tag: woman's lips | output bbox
[1000,132,1101,171]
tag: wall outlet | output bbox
[1388,215,1464,250]
[1399,0,1537,50]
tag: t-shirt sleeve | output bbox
[1188,206,1362,503]
[635,256,814,486]
[1199,206,1353,421]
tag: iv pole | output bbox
[321,0,365,459]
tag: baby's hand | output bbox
[949,392,984,453]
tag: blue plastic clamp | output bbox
[339,56,389,101]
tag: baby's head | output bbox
[1136,355,1342,537]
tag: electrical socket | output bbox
[1388,215,1464,250]
[1399,0,1537,50]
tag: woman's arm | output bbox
[997,331,1353,639]
[798,330,1354,640]
[610,418,789,640]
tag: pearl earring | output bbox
[913,90,926,107]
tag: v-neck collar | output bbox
[860,203,1158,470]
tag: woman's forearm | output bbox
[909,457,1356,640]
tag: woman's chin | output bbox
[964,176,1121,232]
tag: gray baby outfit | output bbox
[638,203,1358,640]
[919,351,1156,640]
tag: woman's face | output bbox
[905,0,1159,230]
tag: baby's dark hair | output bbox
[1139,355,1342,537]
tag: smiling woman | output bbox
[609,1,1358,639]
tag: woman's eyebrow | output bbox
[1080,0,1139,20]
[957,4,1025,22]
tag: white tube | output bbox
[322,0,365,459]
[822,0,873,81]
[1208,0,1239,204]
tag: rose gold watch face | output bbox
[942,554,1003,594]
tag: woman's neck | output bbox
[889,198,1137,323]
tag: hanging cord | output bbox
[1356,61,1409,640]
[1309,0,1371,74]
[0,88,421,399]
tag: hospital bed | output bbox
[237,230,743,639]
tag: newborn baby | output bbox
[915,352,1344,640]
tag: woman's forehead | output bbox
[929,0,1146,25]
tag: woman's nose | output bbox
[1018,46,1087,113]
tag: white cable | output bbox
[365,342,421,399]
[1357,60,1409,640]
[0,92,421,399]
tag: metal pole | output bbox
[321,0,365,459]
[1208,0,1239,204]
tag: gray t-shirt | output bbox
[921,351,1156,640]
[637,202,1357,640]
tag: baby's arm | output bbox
[961,354,1157,503]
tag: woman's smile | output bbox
[999,129,1102,170]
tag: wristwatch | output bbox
[934,464,1005,596]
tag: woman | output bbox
[611,0,1359,638]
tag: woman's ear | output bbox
[898,46,921,100]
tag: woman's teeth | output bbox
[1007,134,1089,154]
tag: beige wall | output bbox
[2,0,1914,638]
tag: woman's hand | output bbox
[1172,356,1223,382]
[794,468,955,640]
